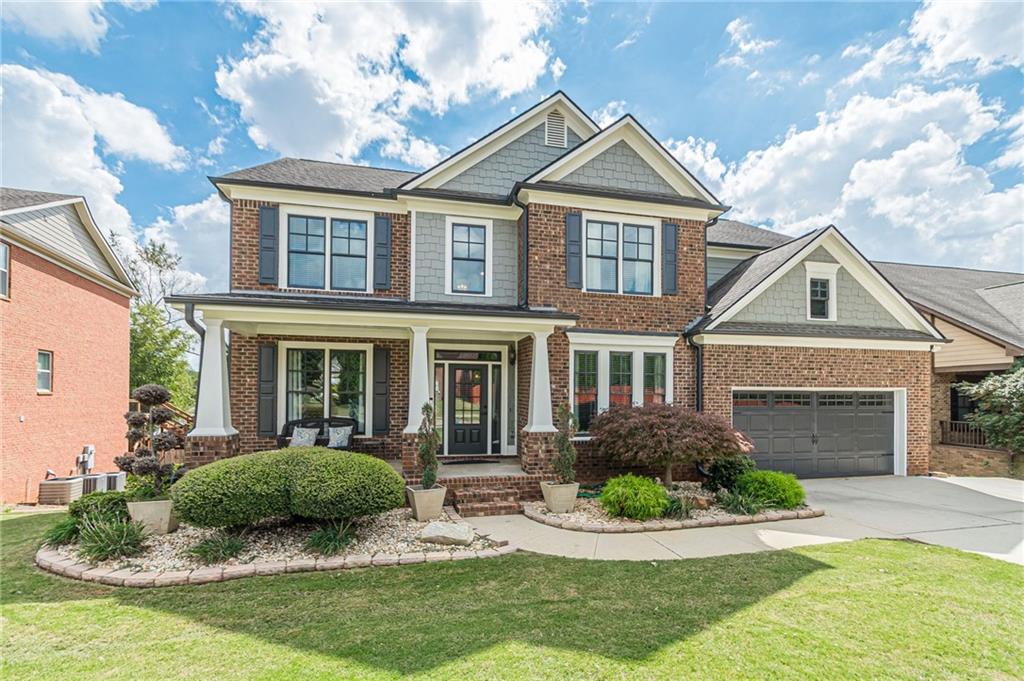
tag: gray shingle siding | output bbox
[561,140,678,197]
[439,124,583,196]
[414,211,518,305]
[707,256,743,287]
[1,203,116,279]
[733,247,902,328]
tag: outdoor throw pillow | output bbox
[290,426,319,447]
[327,426,353,448]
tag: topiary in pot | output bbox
[541,404,581,513]
[121,384,181,533]
[406,402,446,521]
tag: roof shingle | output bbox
[1,187,79,212]
[213,158,417,195]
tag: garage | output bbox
[732,390,895,478]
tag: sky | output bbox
[1,0,1022,294]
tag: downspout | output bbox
[184,302,205,425]
[687,336,704,412]
[512,188,529,308]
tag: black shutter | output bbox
[258,206,279,284]
[662,222,678,295]
[372,346,389,435]
[373,215,391,290]
[565,212,582,289]
[257,344,277,437]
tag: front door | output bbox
[447,364,489,454]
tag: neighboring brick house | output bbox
[168,92,948,514]
[1,188,137,503]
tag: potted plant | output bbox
[406,402,447,521]
[541,403,580,513]
[116,384,182,534]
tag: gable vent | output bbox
[544,110,567,148]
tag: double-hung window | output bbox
[37,350,53,393]
[805,261,839,321]
[573,351,598,431]
[330,219,367,291]
[643,353,666,404]
[609,352,633,406]
[0,241,9,298]
[585,221,618,292]
[622,225,654,295]
[450,223,487,294]
[809,279,829,319]
[285,346,369,434]
[287,216,325,288]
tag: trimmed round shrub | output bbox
[170,447,405,528]
[599,474,669,520]
[703,455,756,492]
[734,470,805,509]
[69,491,131,522]
[290,451,405,520]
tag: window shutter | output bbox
[257,344,277,437]
[373,215,392,290]
[565,212,583,289]
[258,206,279,285]
[662,222,678,295]
[372,346,389,435]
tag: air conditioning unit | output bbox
[105,472,127,492]
[38,477,83,505]
[80,474,108,495]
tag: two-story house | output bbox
[169,92,947,514]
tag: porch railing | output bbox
[939,420,991,449]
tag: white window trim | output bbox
[37,350,53,394]
[805,261,840,322]
[279,204,374,294]
[567,332,676,437]
[444,215,494,297]
[276,340,374,438]
[0,240,9,299]
[580,211,661,297]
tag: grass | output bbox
[3,512,1022,680]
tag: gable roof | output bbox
[693,224,942,340]
[525,114,724,208]
[401,91,600,191]
[212,158,416,197]
[874,261,1024,351]
[707,219,792,250]
[0,186,136,295]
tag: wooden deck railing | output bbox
[939,420,991,449]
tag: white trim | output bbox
[190,318,237,437]
[544,110,568,148]
[691,333,942,352]
[402,93,599,190]
[525,116,719,206]
[0,197,82,217]
[443,216,494,297]
[278,204,374,294]
[524,330,557,433]
[805,261,840,322]
[729,386,908,477]
[707,227,943,339]
[36,349,53,394]
[429,341,513,455]
[517,188,718,223]
[580,211,661,297]
[276,340,375,437]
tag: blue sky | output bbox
[2,1,1021,292]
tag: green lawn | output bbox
[2,512,1022,680]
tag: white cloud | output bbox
[910,0,1023,75]
[615,31,640,51]
[799,72,820,86]
[143,193,230,292]
[991,108,1024,172]
[662,137,726,197]
[550,57,566,81]
[215,1,560,168]
[206,136,226,156]
[841,44,873,60]
[718,17,778,68]
[0,64,186,236]
[838,37,912,88]
[2,0,156,53]
[591,100,626,128]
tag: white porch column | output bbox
[405,326,431,433]
[524,330,557,433]
[190,318,237,436]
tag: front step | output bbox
[454,500,522,517]
[453,487,519,503]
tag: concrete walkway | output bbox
[470,476,1024,564]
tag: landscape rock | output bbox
[417,521,475,546]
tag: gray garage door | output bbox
[732,391,894,478]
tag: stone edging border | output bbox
[522,502,825,533]
[35,508,516,588]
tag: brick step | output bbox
[454,501,522,517]
[452,487,519,503]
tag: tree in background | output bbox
[955,360,1024,458]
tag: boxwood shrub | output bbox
[69,491,131,522]
[733,470,805,509]
[599,474,669,520]
[170,447,405,528]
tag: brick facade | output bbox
[702,344,933,475]
[1,243,130,503]
[931,444,1017,477]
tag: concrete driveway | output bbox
[803,476,1024,565]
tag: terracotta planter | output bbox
[541,481,580,513]
[127,499,178,535]
[406,485,447,521]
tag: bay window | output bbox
[283,344,370,434]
